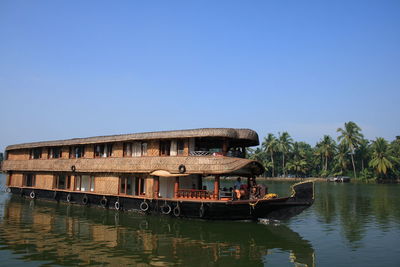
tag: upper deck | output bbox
[4,128,259,160]
[2,128,263,177]
[5,128,259,151]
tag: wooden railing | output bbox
[177,189,215,199]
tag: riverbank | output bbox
[216,176,326,182]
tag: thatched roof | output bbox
[1,156,264,177]
[6,128,259,151]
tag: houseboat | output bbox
[1,128,314,220]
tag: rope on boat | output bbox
[290,180,315,199]
[249,193,279,209]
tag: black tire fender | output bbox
[161,203,172,215]
[100,197,108,207]
[140,201,149,212]
[178,164,186,174]
[173,205,181,217]
[82,195,89,205]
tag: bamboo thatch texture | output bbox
[1,156,264,176]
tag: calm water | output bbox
[0,174,399,267]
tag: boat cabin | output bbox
[2,128,264,202]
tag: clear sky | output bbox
[1,0,399,151]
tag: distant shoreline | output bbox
[215,176,326,182]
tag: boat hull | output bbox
[9,181,314,221]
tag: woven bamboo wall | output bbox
[94,175,119,195]
[9,173,23,187]
[147,140,159,156]
[145,177,154,197]
[42,149,48,159]
[36,174,54,190]
[61,146,69,159]
[113,142,123,157]
[7,149,29,160]
[85,145,94,158]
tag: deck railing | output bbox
[189,151,213,156]
[177,189,215,199]
[189,151,245,158]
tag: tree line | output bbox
[247,121,400,181]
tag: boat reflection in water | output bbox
[0,196,315,266]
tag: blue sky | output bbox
[1,0,399,151]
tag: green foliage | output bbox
[249,122,400,181]
[369,137,399,178]
[337,121,364,178]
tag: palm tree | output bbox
[262,133,277,177]
[337,121,363,178]
[334,143,350,175]
[319,135,336,172]
[277,132,293,177]
[356,139,370,171]
[287,158,308,177]
[369,138,398,178]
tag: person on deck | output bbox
[234,177,246,199]
[234,177,242,189]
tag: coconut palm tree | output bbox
[277,132,293,177]
[337,121,363,178]
[262,133,278,177]
[319,135,336,173]
[356,139,370,171]
[369,137,398,178]
[287,158,308,177]
[334,143,350,175]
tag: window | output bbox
[123,143,132,157]
[141,142,148,156]
[132,142,141,157]
[160,140,171,156]
[120,176,145,195]
[75,175,94,192]
[135,177,145,195]
[24,174,36,187]
[54,174,71,190]
[69,146,85,158]
[48,147,62,159]
[123,142,147,157]
[177,140,185,155]
[94,144,113,158]
[30,148,42,159]
[120,176,134,195]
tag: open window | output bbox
[48,147,62,159]
[94,143,113,158]
[69,146,85,159]
[177,139,185,155]
[23,174,36,187]
[54,174,71,190]
[30,148,42,159]
[160,140,171,156]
